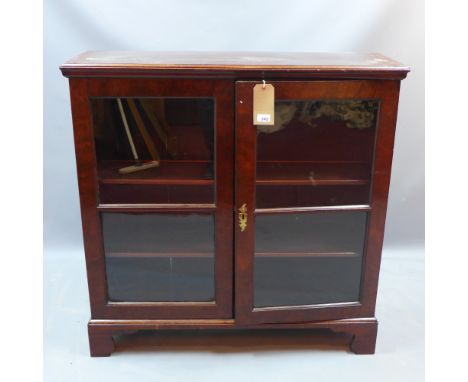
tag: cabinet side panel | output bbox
[68,78,109,317]
[359,80,402,315]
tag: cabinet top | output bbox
[60,51,409,79]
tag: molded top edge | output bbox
[60,51,410,78]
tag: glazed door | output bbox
[235,80,401,324]
[70,78,233,319]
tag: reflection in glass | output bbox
[102,213,215,302]
[254,211,367,308]
[256,100,379,208]
[91,98,215,204]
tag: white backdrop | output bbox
[44,0,424,250]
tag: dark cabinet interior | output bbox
[92,98,215,204]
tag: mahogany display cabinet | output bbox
[60,51,409,356]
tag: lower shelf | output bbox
[105,256,215,302]
[106,251,359,258]
[254,255,362,308]
[105,251,361,305]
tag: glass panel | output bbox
[254,211,367,308]
[91,98,214,204]
[102,213,215,302]
[256,99,379,208]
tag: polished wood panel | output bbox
[62,51,407,69]
[60,51,409,79]
[88,317,378,356]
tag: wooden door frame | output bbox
[235,80,401,325]
[69,77,234,319]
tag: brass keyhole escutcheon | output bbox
[239,203,247,232]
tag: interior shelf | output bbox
[256,251,359,258]
[256,161,370,186]
[97,160,369,186]
[255,211,367,256]
[107,252,214,258]
[98,160,214,185]
[106,251,359,258]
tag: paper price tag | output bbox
[253,83,274,126]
